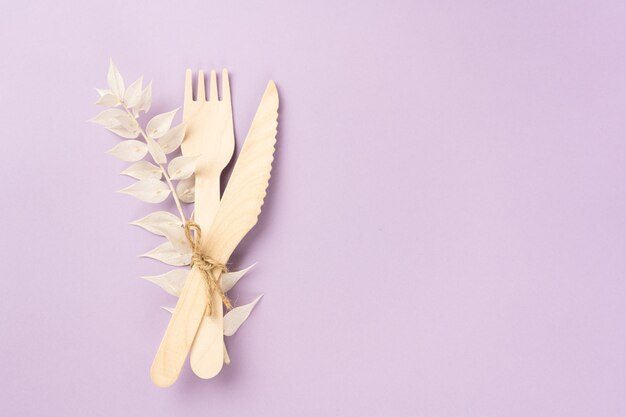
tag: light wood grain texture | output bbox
[191,80,279,377]
[203,81,278,262]
[184,69,235,379]
[150,265,208,387]
[150,78,278,387]
[189,292,223,379]
[150,69,234,387]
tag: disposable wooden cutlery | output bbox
[150,75,279,387]
[90,61,277,387]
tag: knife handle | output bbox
[150,266,209,387]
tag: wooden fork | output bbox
[182,69,234,225]
[183,69,236,379]
[150,69,234,386]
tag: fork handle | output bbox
[189,171,226,378]
[190,292,225,378]
[195,172,221,223]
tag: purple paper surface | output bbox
[1,1,625,416]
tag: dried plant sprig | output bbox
[91,60,190,223]
[91,60,262,342]
[120,104,187,222]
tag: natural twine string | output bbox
[184,221,232,316]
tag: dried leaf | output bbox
[90,108,128,128]
[160,224,191,254]
[105,140,147,162]
[121,160,162,180]
[141,241,191,266]
[142,269,189,296]
[223,295,263,336]
[146,136,167,164]
[118,179,170,203]
[176,176,195,203]
[124,76,143,108]
[167,155,197,180]
[222,263,257,293]
[137,81,152,114]
[93,108,139,138]
[107,59,125,99]
[95,90,119,107]
[146,109,178,139]
[130,211,182,235]
[106,125,140,139]
[117,111,140,133]
[157,124,185,154]
[161,306,175,314]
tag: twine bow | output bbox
[184,221,232,316]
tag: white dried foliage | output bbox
[176,176,195,203]
[142,269,189,296]
[130,211,182,235]
[107,123,140,139]
[124,76,143,108]
[106,140,147,162]
[92,108,139,138]
[118,179,170,203]
[221,264,257,293]
[160,224,192,254]
[91,108,129,128]
[107,59,125,99]
[146,136,167,164]
[141,241,191,266]
[223,296,263,336]
[91,61,190,214]
[167,156,197,181]
[95,89,120,107]
[157,124,185,154]
[121,161,162,180]
[146,109,178,139]
[136,82,152,115]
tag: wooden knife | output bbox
[150,81,279,387]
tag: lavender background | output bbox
[1,1,626,416]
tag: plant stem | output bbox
[121,104,187,224]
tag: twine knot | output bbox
[184,221,232,316]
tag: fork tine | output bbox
[209,70,218,101]
[197,70,206,102]
[221,69,231,103]
[184,69,193,104]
